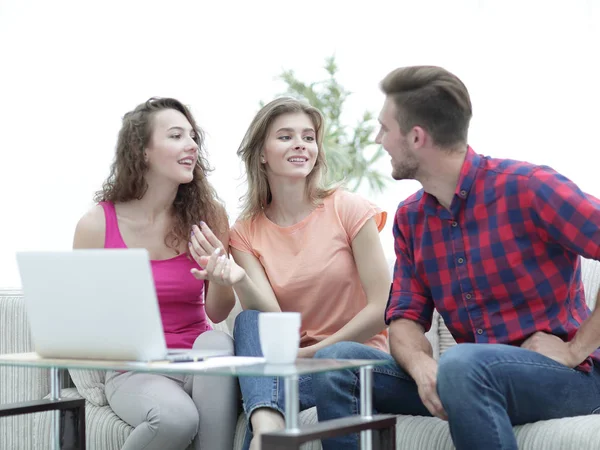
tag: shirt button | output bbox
[457,257,464,264]
[476,329,483,335]
[465,293,472,299]
[459,190,467,198]
[451,221,458,227]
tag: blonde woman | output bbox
[192,98,391,450]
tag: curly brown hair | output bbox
[94,97,227,254]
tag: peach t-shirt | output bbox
[230,189,389,353]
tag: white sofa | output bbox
[2,258,600,449]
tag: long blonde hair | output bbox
[237,97,335,220]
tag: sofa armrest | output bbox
[0,290,49,403]
[33,388,134,450]
[0,290,33,354]
[0,290,51,450]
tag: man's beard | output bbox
[392,158,418,181]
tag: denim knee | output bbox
[438,344,487,376]
[314,341,367,360]
[233,309,260,337]
[312,342,365,399]
[437,344,487,403]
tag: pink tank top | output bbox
[100,202,211,348]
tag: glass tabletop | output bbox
[0,352,392,377]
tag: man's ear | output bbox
[412,126,427,149]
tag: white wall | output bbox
[1,0,599,286]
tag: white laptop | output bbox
[15,249,228,362]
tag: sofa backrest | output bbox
[0,289,50,402]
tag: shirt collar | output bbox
[423,146,481,218]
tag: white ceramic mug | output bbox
[259,312,301,364]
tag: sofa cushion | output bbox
[394,413,600,449]
[68,369,108,407]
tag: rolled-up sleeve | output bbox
[385,215,435,331]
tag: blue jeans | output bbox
[233,310,316,450]
[313,341,600,450]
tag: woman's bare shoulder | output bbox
[73,204,106,249]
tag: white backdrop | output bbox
[1,0,599,286]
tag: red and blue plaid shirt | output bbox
[386,147,600,372]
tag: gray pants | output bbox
[105,331,238,450]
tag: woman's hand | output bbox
[189,222,225,260]
[191,247,247,287]
[189,222,246,287]
[297,344,320,359]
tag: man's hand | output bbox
[413,356,448,420]
[521,331,582,368]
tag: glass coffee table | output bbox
[0,353,397,450]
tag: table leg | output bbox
[50,367,61,450]
[360,365,373,450]
[284,374,300,431]
[262,366,394,450]
[376,423,396,450]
